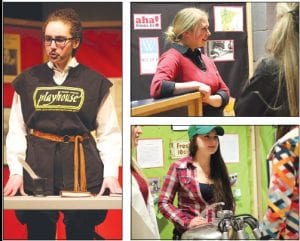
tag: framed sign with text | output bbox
[4,33,21,83]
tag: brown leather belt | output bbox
[30,129,89,192]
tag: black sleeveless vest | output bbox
[13,63,112,135]
[12,63,112,193]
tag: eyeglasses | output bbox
[44,36,74,47]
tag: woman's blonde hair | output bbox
[165,8,208,43]
[131,126,148,182]
[131,157,149,188]
[265,2,299,116]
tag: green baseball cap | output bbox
[188,125,224,139]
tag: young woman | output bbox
[131,126,160,239]
[158,125,234,239]
[150,8,230,116]
[234,3,299,116]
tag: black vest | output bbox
[12,63,112,193]
[13,63,112,135]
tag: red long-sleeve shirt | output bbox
[150,44,230,116]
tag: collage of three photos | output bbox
[3,1,299,240]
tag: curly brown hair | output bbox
[43,8,82,56]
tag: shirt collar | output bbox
[178,156,196,169]
[47,57,79,72]
[172,43,202,56]
[172,43,189,54]
[186,156,195,168]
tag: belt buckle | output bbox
[63,135,70,143]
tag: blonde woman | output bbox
[150,8,230,116]
[235,2,299,116]
[131,126,160,239]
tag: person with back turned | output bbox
[234,3,299,116]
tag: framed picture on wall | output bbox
[148,177,161,194]
[139,37,159,75]
[137,138,164,168]
[214,6,244,32]
[171,125,189,131]
[4,33,21,83]
[206,39,235,62]
[3,108,11,165]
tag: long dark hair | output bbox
[275,125,295,140]
[189,135,235,210]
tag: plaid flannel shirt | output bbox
[158,156,211,231]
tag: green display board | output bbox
[133,125,276,239]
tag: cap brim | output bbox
[213,126,224,136]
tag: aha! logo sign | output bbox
[134,14,161,30]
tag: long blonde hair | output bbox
[165,7,208,43]
[265,3,299,116]
[131,157,149,186]
[131,126,148,182]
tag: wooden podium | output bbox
[131,92,203,117]
[4,195,122,210]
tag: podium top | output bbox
[4,195,122,210]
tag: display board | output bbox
[135,125,275,239]
[131,2,249,101]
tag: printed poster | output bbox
[214,6,244,32]
[137,138,164,168]
[134,14,162,30]
[139,37,159,75]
